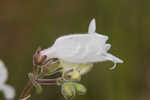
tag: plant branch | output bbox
[36,78,59,85]
[19,81,33,100]
[19,65,38,100]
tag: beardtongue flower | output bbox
[40,18,123,70]
[0,60,15,100]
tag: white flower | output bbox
[40,18,123,70]
[0,60,15,100]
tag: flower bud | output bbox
[59,60,93,76]
[63,70,81,81]
[61,83,75,99]
[41,58,60,75]
[33,47,47,66]
[76,64,93,75]
[74,83,86,95]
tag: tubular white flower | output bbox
[0,60,15,100]
[40,18,123,70]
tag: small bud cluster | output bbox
[60,68,86,99]
[61,82,86,99]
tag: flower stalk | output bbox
[19,48,61,100]
[19,81,33,99]
[35,78,59,85]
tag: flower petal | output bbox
[105,44,111,51]
[0,60,8,84]
[104,53,123,70]
[88,18,96,33]
[0,84,15,100]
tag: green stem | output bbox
[33,65,39,79]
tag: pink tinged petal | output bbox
[0,84,15,100]
[88,18,96,33]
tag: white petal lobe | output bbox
[0,60,15,100]
[105,44,111,51]
[104,53,123,70]
[0,60,8,84]
[0,84,15,100]
[88,18,96,33]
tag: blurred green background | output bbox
[0,0,149,100]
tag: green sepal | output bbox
[61,82,76,99]
[74,83,86,95]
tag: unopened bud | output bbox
[64,70,81,81]
[77,64,93,75]
[74,83,86,95]
[33,47,47,66]
[61,83,75,99]
[41,58,60,75]
[59,60,93,75]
